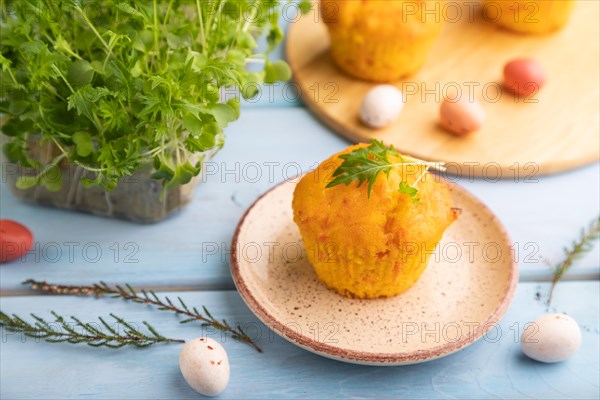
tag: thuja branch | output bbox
[0,311,184,348]
[547,216,600,305]
[23,280,262,353]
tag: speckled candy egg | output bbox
[179,337,230,396]
[503,59,546,97]
[439,96,485,136]
[359,85,404,129]
[521,314,582,363]
[0,220,34,263]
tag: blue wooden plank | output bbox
[239,6,302,108]
[1,107,599,292]
[1,281,598,399]
[0,108,350,291]
[456,163,600,281]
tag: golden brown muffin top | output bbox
[321,0,444,37]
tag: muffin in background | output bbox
[322,0,444,82]
[484,0,574,34]
[292,144,458,299]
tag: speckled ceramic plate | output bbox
[231,179,518,365]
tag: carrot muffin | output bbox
[322,0,444,82]
[292,143,458,299]
[485,0,574,34]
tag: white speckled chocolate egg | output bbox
[360,85,404,129]
[179,337,230,396]
[521,314,582,363]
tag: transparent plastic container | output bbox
[2,138,199,223]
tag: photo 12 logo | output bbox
[302,1,540,25]
[201,240,542,266]
[1,241,140,264]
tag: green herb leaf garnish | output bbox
[326,140,445,199]
[398,182,419,203]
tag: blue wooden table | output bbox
[1,21,600,400]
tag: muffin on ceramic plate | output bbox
[321,0,444,82]
[292,142,459,299]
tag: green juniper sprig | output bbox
[326,140,446,201]
[0,310,183,348]
[547,216,600,305]
[23,279,261,352]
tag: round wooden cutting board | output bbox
[286,1,600,178]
